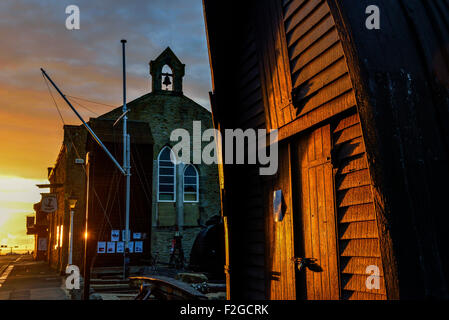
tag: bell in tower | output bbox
[162,73,172,90]
[149,47,186,94]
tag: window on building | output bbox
[158,146,176,202]
[183,165,199,202]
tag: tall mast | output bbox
[121,39,131,279]
[41,39,132,283]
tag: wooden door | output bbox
[292,124,340,300]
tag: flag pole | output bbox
[121,39,131,279]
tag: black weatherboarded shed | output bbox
[203,0,449,300]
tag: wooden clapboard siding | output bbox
[253,0,294,130]
[230,17,267,300]
[294,125,339,300]
[264,143,297,300]
[275,0,356,140]
[332,112,387,300]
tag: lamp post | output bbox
[68,197,77,266]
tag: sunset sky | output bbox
[0,0,211,251]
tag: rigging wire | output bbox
[42,74,114,229]
[67,97,100,116]
[66,95,117,108]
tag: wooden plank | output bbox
[299,142,314,299]
[338,203,376,223]
[292,42,345,84]
[247,231,265,243]
[296,73,353,117]
[336,169,371,191]
[240,88,263,110]
[335,136,366,161]
[269,0,294,125]
[323,151,339,298]
[340,257,384,276]
[255,0,284,128]
[288,15,335,58]
[316,163,330,299]
[337,155,368,175]
[238,36,257,66]
[285,1,329,45]
[246,218,264,232]
[342,290,386,300]
[248,243,265,255]
[247,278,266,292]
[241,112,266,129]
[293,57,348,99]
[333,124,363,146]
[239,104,264,126]
[290,28,340,72]
[239,54,259,80]
[238,76,261,102]
[285,143,296,299]
[308,165,322,299]
[340,239,381,257]
[339,221,379,240]
[244,267,265,280]
[337,185,373,207]
[278,93,357,141]
[341,274,386,295]
[238,66,259,90]
[283,0,307,22]
[285,0,324,35]
[246,254,265,267]
[296,126,339,300]
[333,113,360,133]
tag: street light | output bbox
[68,197,78,266]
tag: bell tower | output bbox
[149,47,185,94]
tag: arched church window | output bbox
[158,146,176,202]
[162,65,173,91]
[183,165,199,203]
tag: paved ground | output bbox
[0,255,69,300]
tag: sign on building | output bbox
[111,230,120,242]
[122,230,131,242]
[38,238,47,251]
[40,193,58,213]
[116,241,124,253]
[128,241,134,253]
[26,216,35,228]
[133,232,142,240]
[107,242,115,253]
[97,241,106,254]
[135,241,143,253]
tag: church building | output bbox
[38,47,220,273]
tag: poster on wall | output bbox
[122,230,131,242]
[128,241,134,253]
[133,232,142,240]
[107,242,115,253]
[133,232,141,240]
[134,241,143,253]
[97,241,106,254]
[40,193,58,213]
[38,238,47,251]
[116,241,124,253]
[111,230,120,242]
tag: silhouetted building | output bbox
[43,48,220,273]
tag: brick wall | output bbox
[99,91,221,264]
[46,90,220,270]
